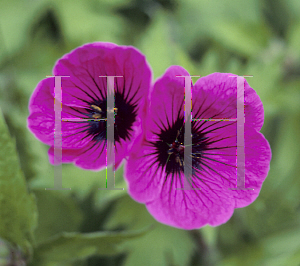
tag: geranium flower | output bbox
[28,42,152,170]
[124,66,271,229]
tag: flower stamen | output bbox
[91,104,102,112]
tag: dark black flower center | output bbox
[150,116,209,177]
[85,91,137,143]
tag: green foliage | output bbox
[1,0,300,265]
[104,195,196,266]
[0,0,48,61]
[33,190,84,244]
[0,109,37,259]
[32,228,150,265]
[137,10,198,79]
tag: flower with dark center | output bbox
[27,42,152,170]
[124,66,272,229]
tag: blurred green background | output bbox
[0,0,300,265]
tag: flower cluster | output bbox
[28,42,271,229]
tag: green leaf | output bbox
[50,0,124,44]
[137,10,198,79]
[219,224,300,265]
[208,19,270,57]
[32,228,150,264]
[33,190,84,244]
[262,228,300,259]
[243,47,283,116]
[175,0,269,57]
[219,243,264,266]
[92,0,133,10]
[286,0,300,22]
[262,111,300,213]
[30,164,127,209]
[0,109,38,257]
[287,21,300,59]
[104,195,196,266]
[104,194,154,231]
[123,224,196,266]
[197,48,222,76]
[283,248,300,266]
[0,0,48,62]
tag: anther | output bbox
[91,104,102,112]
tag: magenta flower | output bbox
[124,66,271,230]
[28,42,151,170]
